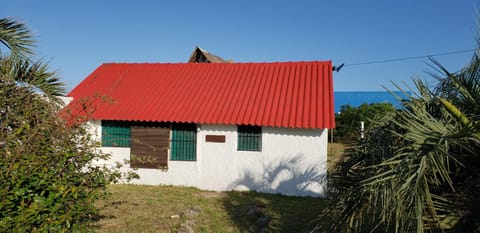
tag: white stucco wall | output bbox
[58,96,73,106]
[89,121,328,197]
[198,125,327,197]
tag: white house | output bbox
[65,61,335,197]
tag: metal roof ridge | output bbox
[101,60,331,66]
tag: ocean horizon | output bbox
[334,91,409,113]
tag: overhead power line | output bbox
[343,48,476,67]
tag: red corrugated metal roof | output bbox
[66,61,335,129]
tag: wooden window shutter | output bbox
[130,126,170,169]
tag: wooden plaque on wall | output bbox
[205,135,225,143]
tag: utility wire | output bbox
[343,48,475,67]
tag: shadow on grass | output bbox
[222,191,328,232]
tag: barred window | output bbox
[170,124,197,161]
[237,125,262,151]
[101,120,131,147]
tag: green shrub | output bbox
[0,83,122,231]
[0,17,131,232]
[333,103,395,143]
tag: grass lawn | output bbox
[94,185,328,233]
[94,143,345,232]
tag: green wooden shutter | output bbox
[238,125,262,151]
[171,124,197,161]
[102,121,131,147]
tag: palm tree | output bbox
[0,17,65,99]
[315,51,480,232]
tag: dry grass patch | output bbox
[327,143,346,173]
[94,184,328,232]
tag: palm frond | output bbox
[433,54,480,118]
[0,57,65,99]
[0,18,34,57]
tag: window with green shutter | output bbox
[170,123,197,161]
[101,120,131,147]
[237,125,262,151]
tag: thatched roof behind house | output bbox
[188,46,231,63]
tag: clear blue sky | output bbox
[2,1,479,92]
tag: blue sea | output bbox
[334,91,409,113]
